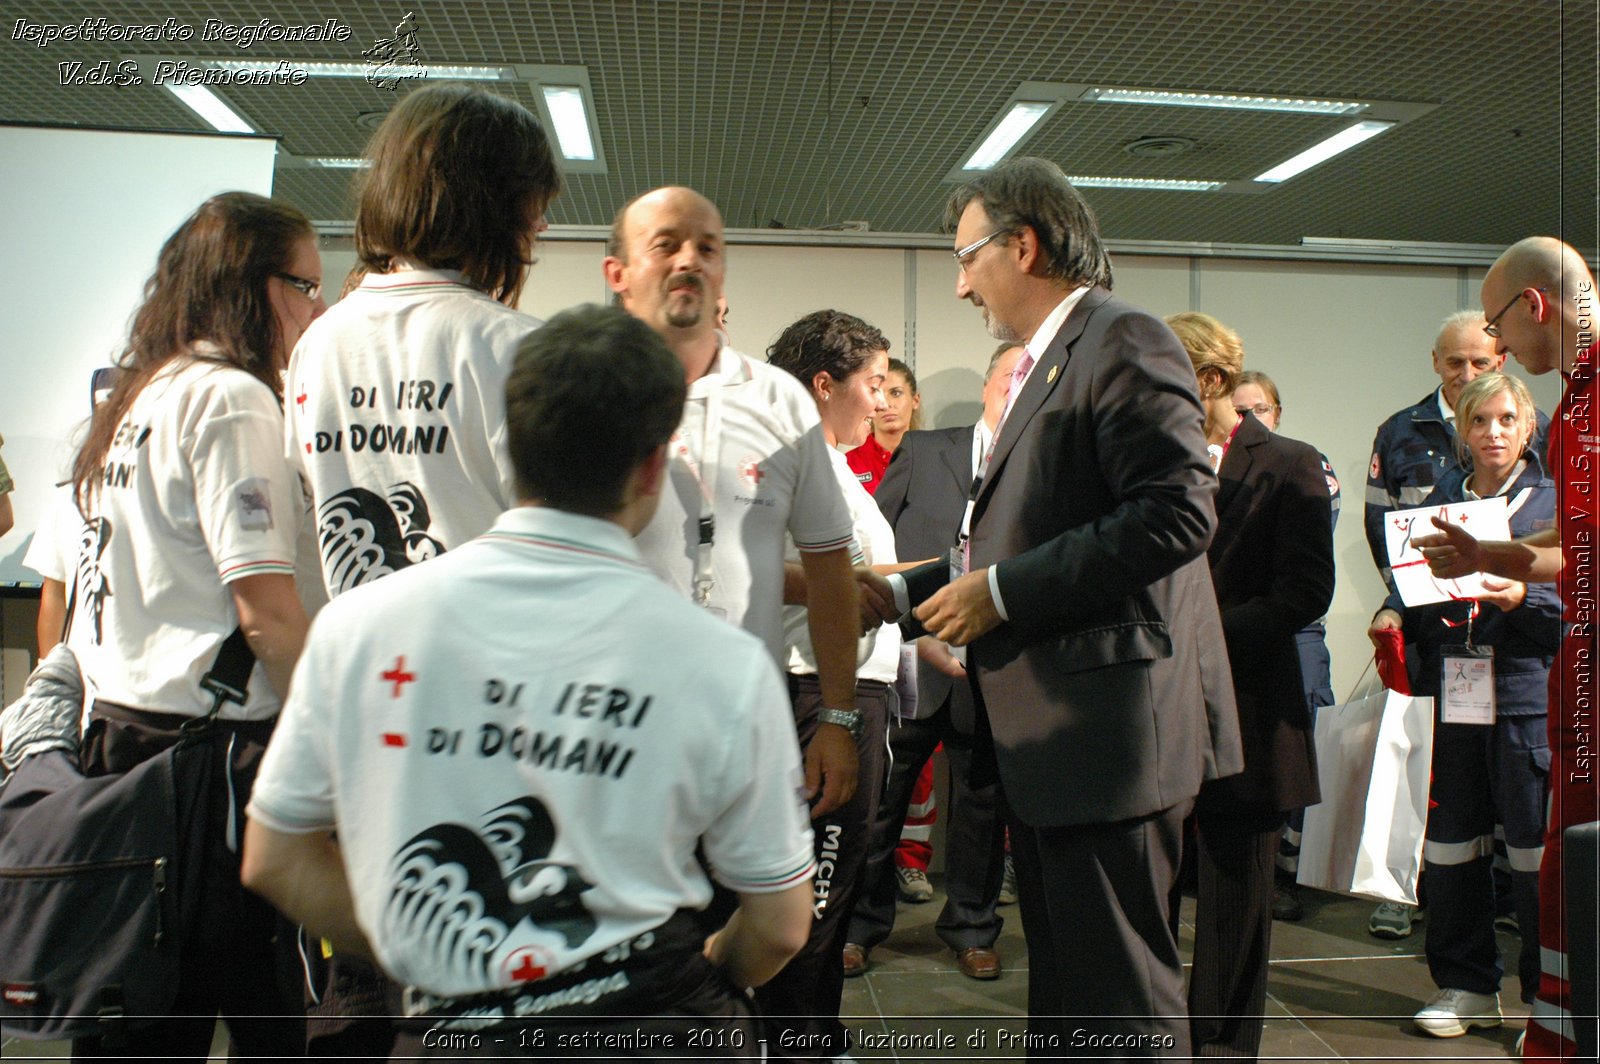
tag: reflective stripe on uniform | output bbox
[1507,843,1545,873]
[1529,997,1577,1044]
[1398,484,1434,505]
[1365,484,1394,507]
[1424,833,1494,865]
[1541,947,1568,981]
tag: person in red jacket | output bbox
[1416,236,1598,1059]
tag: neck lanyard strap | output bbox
[669,364,726,606]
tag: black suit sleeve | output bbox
[996,312,1218,630]
[1219,441,1336,652]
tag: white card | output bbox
[1385,496,1512,608]
[1441,653,1496,724]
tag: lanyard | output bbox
[668,365,726,607]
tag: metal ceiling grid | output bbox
[0,0,1593,249]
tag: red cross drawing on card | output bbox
[296,391,307,407]
[381,656,416,698]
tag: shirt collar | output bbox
[687,342,751,399]
[359,266,473,292]
[1436,386,1457,424]
[1463,459,1528,501]
[1026,286,1093,359]
[482,506,644,568]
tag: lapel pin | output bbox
[1046,365,1059,384]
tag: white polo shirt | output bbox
[69,353,301,720]
[783,448,900,682]
[633,346,854,662]
[285,268,542,598]
[248,506,816,999]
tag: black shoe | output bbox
[1272,881,1303,921]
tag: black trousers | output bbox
[847,698,1006,952]
[1173,798,1285,1061]
[1009,801,1191,1060]
[755,676,890,1062]
[71,704,306,1063]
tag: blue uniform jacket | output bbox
[1382,460,1560,715]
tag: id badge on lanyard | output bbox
[1440,645,1494,724]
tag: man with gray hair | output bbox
[1362,310,1551,939]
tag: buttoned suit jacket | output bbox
[964,286,1244,829]
[876,425,979,731]
[1204,414,1333,813]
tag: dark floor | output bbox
[2,880,1527,1061]
[838,878,1527,1061]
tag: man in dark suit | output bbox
[845,344,1021,981]
[909,157,1243,1055]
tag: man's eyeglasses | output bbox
[275,272,322,300]
[1483,287,1545,338]
[1235,403,1278,419]
[953,229,1009,272]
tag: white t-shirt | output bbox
[22,483,75,585]
[783,448,900,681]
[68,352,302,720]
[285,268,542,599]
[248,507,815,999]
[633,346,854,661]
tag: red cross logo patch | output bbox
[504,946,554,983]
[738,455,764,491]
[381,656,417,698]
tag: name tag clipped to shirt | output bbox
[1440,644,1495,725]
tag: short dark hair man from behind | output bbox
[506,305,686,516]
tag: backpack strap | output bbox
[197,627,256,720]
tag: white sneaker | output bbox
[895,865,934,903]
[1369,900,1419,938]
[1413,988,1502,1037]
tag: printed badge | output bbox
[235,478,274,531]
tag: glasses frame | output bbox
[1234,403,1279,419]
[953,229,1010,272]
[275,271,322,300]
[1483,287,1545,338]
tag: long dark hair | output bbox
[73,191,313,513]
[355,84,561,307]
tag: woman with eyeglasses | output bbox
[1231,370,1342,924]
[66,191,323,1060]
[1165,313,1335,1060]
[1368,372,1558,1041]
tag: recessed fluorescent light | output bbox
[1082,88,1366,115]
[541,86,596,161]
[963,101,1053,170]
[1069,176,1223,192]
[164,83,254,132]
[307,157,369,169]
[1255,120,1396,183]
[209,60,506,80]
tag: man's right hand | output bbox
[803,722,859,820]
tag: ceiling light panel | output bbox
[1081,87,1367,115]
[1255,120,1397,183]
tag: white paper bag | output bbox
[1297,676,1435,904]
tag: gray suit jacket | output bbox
[876,424,978,729]
[966,286,1244,828]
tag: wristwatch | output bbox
[817,707,865,741]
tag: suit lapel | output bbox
[978,287,1107,506]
